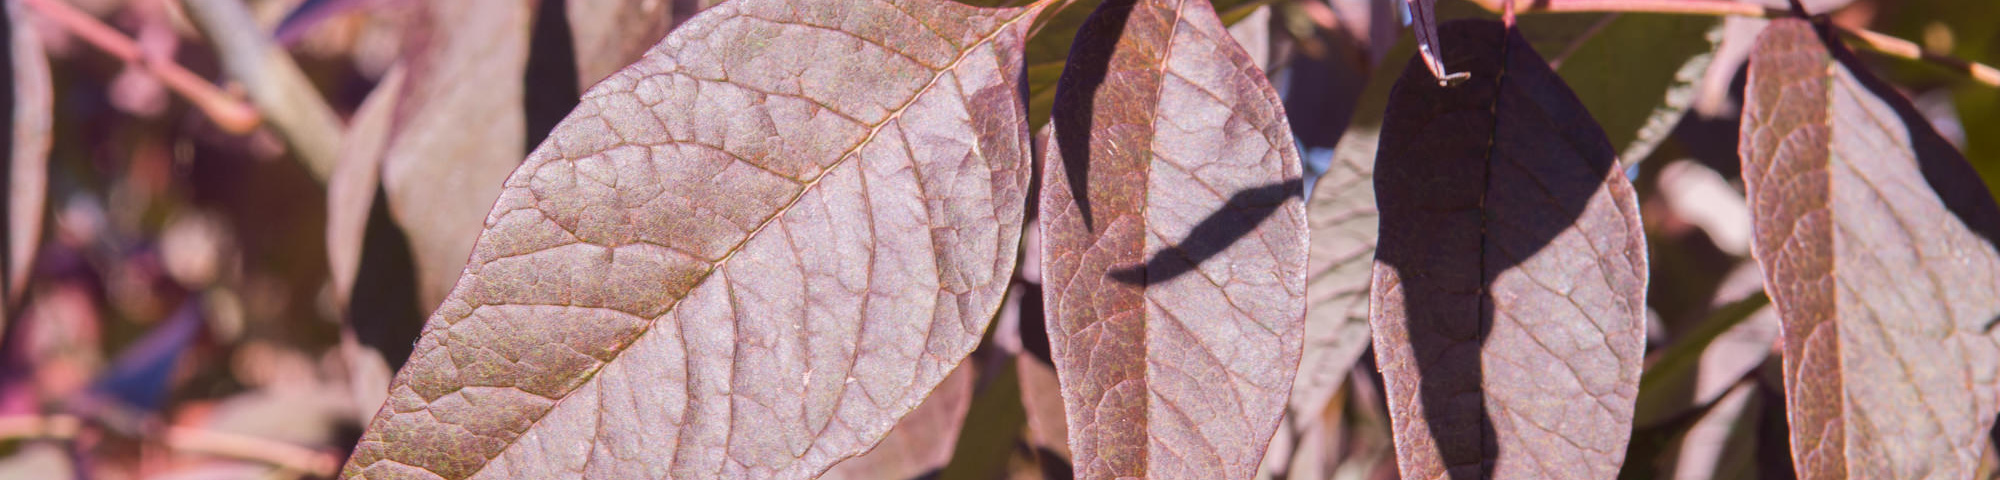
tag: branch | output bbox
[1460,0,2000,89]
[179,0,344,183]
[0,414,81,440]
[1463,0,1777,17]
[165,426,341,477]
[18,0,261,133]
[1839,27,2000,88]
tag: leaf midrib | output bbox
[458,6,1038,477]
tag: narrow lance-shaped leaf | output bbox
[1369,20,1647,479]
[1739,18,2000,478]
[341,1,1040,478]
[1291,36,1414,431]
[1041,0,1307,477]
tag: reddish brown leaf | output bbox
[1017,354,1070,464]
[819,360,977,479]
[567,0,679,88]
[6,0,51,312]
[375,0,537,312]
[1039,0,1307,477]
[1368,20,1647,479]
[340,1,1041,478]
[1739,18,2000,478]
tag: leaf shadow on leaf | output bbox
[347,186,424,370]
[1108,178,1304,284]
[1372,20,1626,478]
[1051,0,1137,230]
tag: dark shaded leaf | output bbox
[341,0,1040,478]
[1040,0,1307,476]
[1543,13,1720,165]
[1739,18,2000,478]
[1433,0,1723,165]
[5,0,51,314]
[1369,19,1647,479]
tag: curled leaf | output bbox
[341,1,1040,478]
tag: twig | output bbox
[1464,0,1777,17]
[1461,0,2000,89]
[165,426,341,477]
[180,0,344,182]
[0,414,82,440]
[18,0,261,133]
[1840,27,2000,88]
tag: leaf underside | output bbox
[1040,0,1307,478]
[341,1,1037,478]
[1368,20,1647,480]
[1740,18,2000,478]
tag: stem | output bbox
[1840,27,2000,88]
[0,414,81,440]
[165,426,341,476]
[1465,0,2000,89]
[1465,0,1777,17]
[19,0,261,133]
[181,0,344,183]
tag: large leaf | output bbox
[341,0,1040,478]
[5,0,50,314]
[1040,0,1307,477]
[1368,20,1647,479]
[1739,18,2000,478]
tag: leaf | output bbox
[376,0,536,312]
[1631,263,1774,429]
[1368,19,1647,479]
[566,0,680,88]
[1040,0,1308,477]
[820,360,977,479]
[1021,0,1275,130]
[1291,34,1414,434]
[1739,18,2000,478]
[326,65,419,417]
[340,0,1040,478]
[1433,0,1723,165]
[1542,12,1720,165]
[6,0,51,313]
